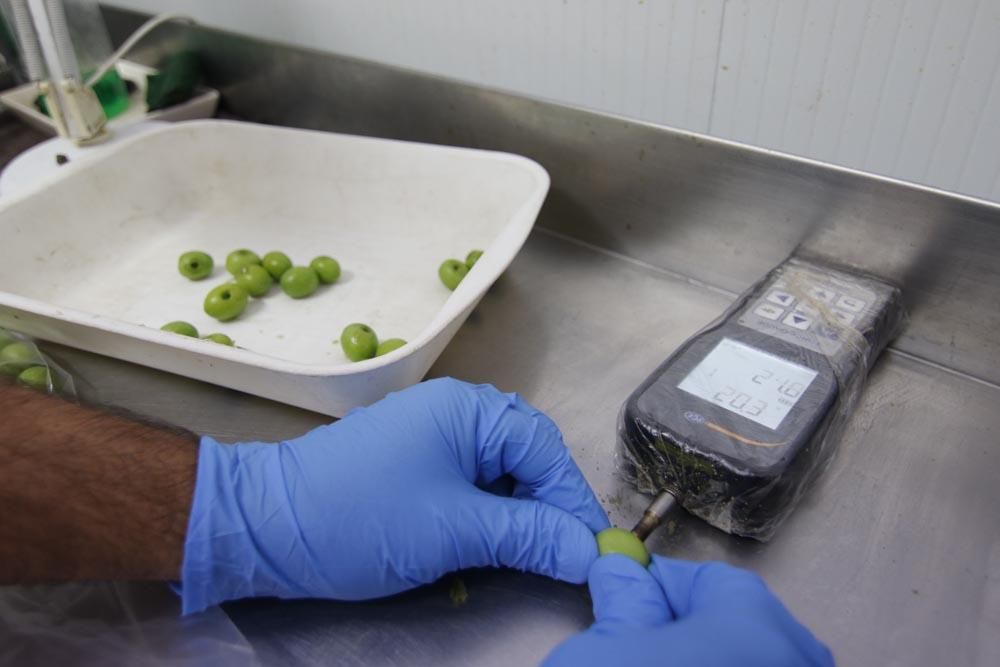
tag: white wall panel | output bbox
[924,0,1000,193]
[862,0,941,179]
[832,0,907,169]
[891,0,982,188]
[110,0,1000,203]
[778,1,838,158]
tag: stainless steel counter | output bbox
[13,223,998,667]
[3,8,1000,664]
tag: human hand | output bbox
[544,555,834,667]
[180,378,609,614]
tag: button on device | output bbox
[766,290,796,307]
[794,302,819,317]
[783,312,812,330]
[831,310,856,326]
[754,303,784,320]
[807,286,835,304]
[818,324,840,339]
[836,295,865,313]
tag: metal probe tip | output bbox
[630,491,678,542]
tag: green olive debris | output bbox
[310,256,341,284]
[235,264,273,297]
[280,266,320,299]
[438,259,469,290]
[0,341,44,376]
[225,249,261,275]
[375,338,406,356]
[178,250,213,280]
[262,251,293,280]
[595,528,650,567]
[17,365,57,391]
[465,249,483,268]
[203,333,235,346]
[340,323,378,361]
[161,321,199,337]
[204,283,249,321]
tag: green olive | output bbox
[234,264,273,297]
[310,256,341,284]
[0,341,44,376]
[438,259,469,290]
[375,338,406,356]
[0,328,19,350]
[280,266,320,298]
[262,251,293,280]
[225,249,261,275]
[340,323,378,361]
[178,250,213,280]
[204,283,249,321]
[466,249,484,268]
[203,333,235,346]
[595,528,650,567]
[161,320,199,337]
[17,365,58,392]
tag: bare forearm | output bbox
[0,384,197,583]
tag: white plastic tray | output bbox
[0,120,549,415]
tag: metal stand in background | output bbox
[0,2,191,197]
[13,0,108,143]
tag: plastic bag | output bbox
[0,582,258,666]
[0,327,75,396]
[0,328,258,665]
[617,256,906,541]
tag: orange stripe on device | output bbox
[705,421,788,448]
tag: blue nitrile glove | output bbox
[544,555,834,667]
[180,377,610,614]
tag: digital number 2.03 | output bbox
[712,386,767,417]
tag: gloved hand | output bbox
[180,378,610,614]
[544,555,834,667]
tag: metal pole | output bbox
[630,491,678,542]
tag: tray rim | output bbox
[0,119,550,378]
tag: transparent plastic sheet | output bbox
[1,328,259,665]
[0,583,258,666]
[0,328,75,396]
[617,257,907,541]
